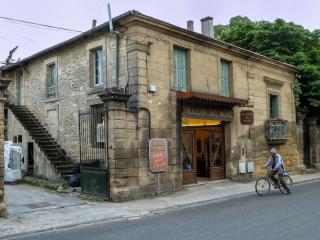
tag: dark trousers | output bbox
[270,169,289,191]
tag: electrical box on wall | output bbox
[239,162,246,174]
[247,160,254,173]
[148,84,156,92]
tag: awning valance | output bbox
[176,92,248,107]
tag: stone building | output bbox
[0,78,10,217]
[0,10,304,201]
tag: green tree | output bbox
[215,17,320,113]
[1,46,19,66]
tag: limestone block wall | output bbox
[4,33,129,163]
[0,99,6,217]
[309,118,320,169]
[128,24,300,179]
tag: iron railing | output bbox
[79,108,108,169]
[265,119,289,144]
[6,87,72,174]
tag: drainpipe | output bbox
[107,3,120,88]
[116,33,120,88]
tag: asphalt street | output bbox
[6,180,320,240]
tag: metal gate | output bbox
[79,106,109,198]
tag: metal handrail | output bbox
[6,86,72,174]
[23,108,70,163]
[11,103,71,167]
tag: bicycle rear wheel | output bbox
[255,177,271,196]
[279,175,293,194]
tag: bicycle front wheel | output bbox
[255,177,271,196]
[279,175,293,194]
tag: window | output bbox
[174,47,188,92]
[220,60,230,97]
[46,63,57,98]
[92,48,103,86]
[269,95,279,118]
[90,105,105,148]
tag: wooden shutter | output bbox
[270,95,279,118]
[220,61,229,97]
[174,48,187,92]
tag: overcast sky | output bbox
[1,0,319,60]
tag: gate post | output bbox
[0,77,11,217]
[296,112,306,173]
[308,117,320,169]
[99,88,139,201]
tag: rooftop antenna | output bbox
[107,3,113,32]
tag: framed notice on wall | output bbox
[241,110,254,125]
[149,138,168,173]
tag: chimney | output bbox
[200,16,214,38]
[187,20,194,31]
[92,19,97,29]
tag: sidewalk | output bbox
[1,173,320,239]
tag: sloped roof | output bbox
[0,10,295,73]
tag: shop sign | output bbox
[149,138,168,173]
[183,105,233,121]
[241,110,254,124]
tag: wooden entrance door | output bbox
[182,130,196,184]
[209,129,225,180]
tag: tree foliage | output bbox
[1,46,19,66]
[215,16,320,112]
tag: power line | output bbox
[0,16,83,33]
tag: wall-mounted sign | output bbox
[149,138,168,173]
[241,110,254,124]
[183,105,233,121]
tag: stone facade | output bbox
[1,11,303,201]
[308,117,320,169]
[0,78,10,217]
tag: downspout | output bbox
[116,32,120,88]
[108,3,120,88]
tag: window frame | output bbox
[219,59,232,97]
[46,62,57,99]
[92,48,103,86]
[269,94,280,119]
[173,46,189,92]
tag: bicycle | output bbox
[255,169,293,196]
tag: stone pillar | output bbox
[0,77,10,217]
[126,39,149,108]
[99,88,139,201]
[296,113,306,173]
[309,117,320,169]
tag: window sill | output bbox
[45,97,58,103]
[86,85,105,95]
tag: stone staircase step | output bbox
[9,104,75,179]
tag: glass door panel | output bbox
[182,130,196,184]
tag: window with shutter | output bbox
[269,95,279,118]
[174,47,187,92]
[46,63,57,98]
[92,48,103,86]
[220,60,230,97]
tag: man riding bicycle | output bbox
[261,148,290,194]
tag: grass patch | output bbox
[79,194,105,202]
[19,178,69,192]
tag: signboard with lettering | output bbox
[183,105,233,121]
[149,138,168,173]
[241,110,254,124]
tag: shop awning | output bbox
[176,92,248,107]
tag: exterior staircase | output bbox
[8,104,74,178]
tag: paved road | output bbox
[7,181,320,240]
